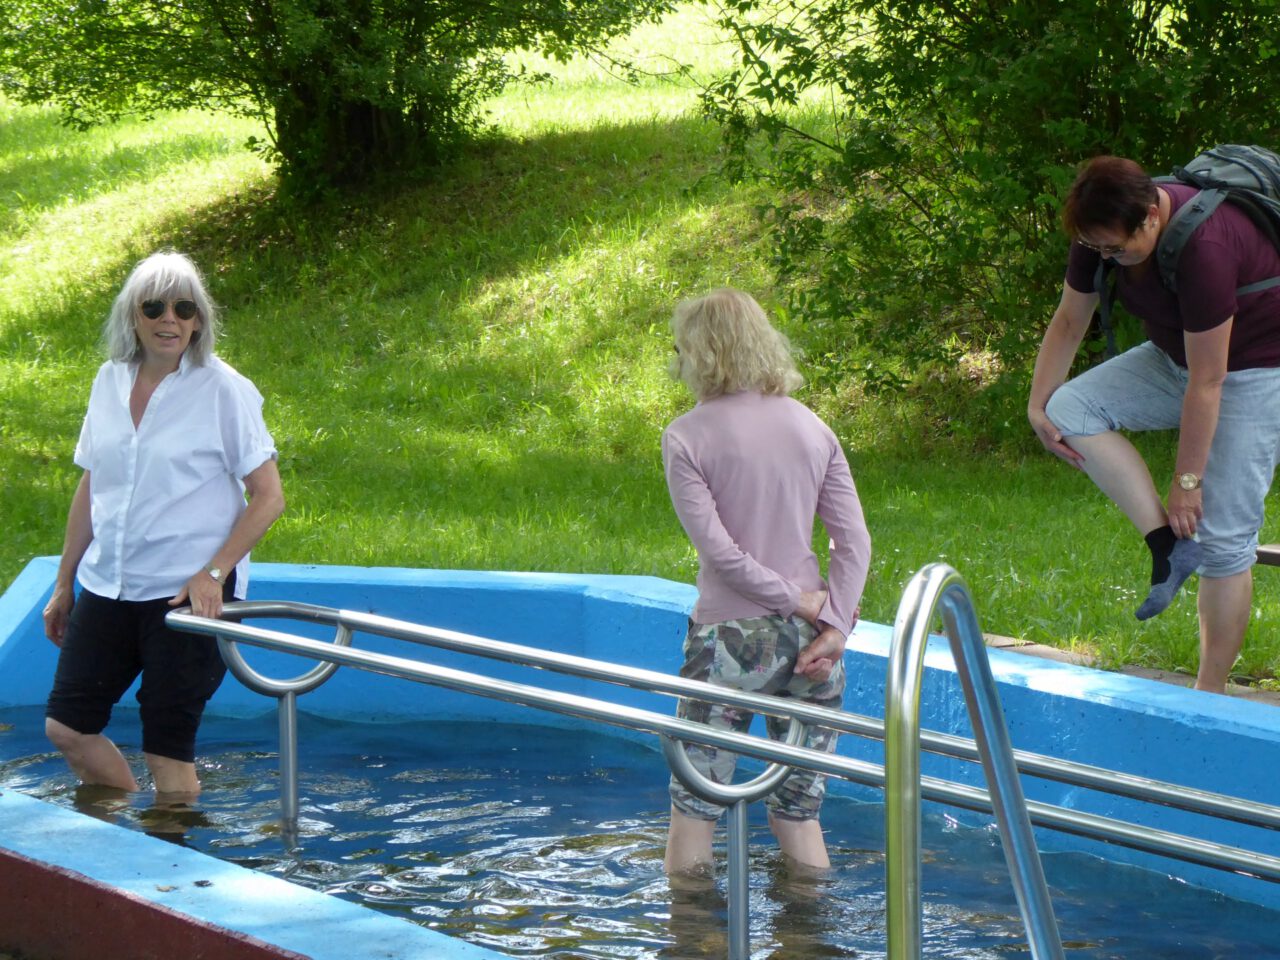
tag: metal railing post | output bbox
[278,689,299,824]
[885,573,926,959]
[939,582,1063,960]
[725,799,750,959]
[886,563,1064,960]
[211,620,352,832]
[662,719,807,960]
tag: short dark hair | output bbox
[1062,156,1157,237]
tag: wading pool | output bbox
[2,560,1279,959]
[2,707,1277,959]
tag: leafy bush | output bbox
[703,0,1280,424]
[0,0,671,189]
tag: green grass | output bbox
[2,6,1279,685]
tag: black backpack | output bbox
[1094,144,1280,356]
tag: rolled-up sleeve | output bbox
[219,377,278,481]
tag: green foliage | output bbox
[5,5,1280,684]
[703,0,1280,423]
[0,0,672,188]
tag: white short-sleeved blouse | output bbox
[74,353,277,601]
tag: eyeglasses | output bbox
[140,299,198,321]
[1075,237,1130,258]
[1075,217,1153,259]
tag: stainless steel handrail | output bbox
[183,600,1280,833]
[166,604,1280,879]
[165,593,1280,956]
[886,564,1063,960]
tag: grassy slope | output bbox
[1,6,1277,682]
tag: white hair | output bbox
[103,251,218,364]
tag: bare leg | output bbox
[1063,431,1167,534]
[45,718,139,791]
[145,753,202,797]
[1195,571,1252,694]
[768,814,830,870]
[665,806,716,876]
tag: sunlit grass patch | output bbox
[490,5,739,135]
[2,4,1280,686]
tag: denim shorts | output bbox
[1046,341,1280,577]
[669,615,844,822]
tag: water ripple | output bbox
[3,709,1278,959]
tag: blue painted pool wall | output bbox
[0,558,61,703]
[202,564,696,721]
[3,558,1278,910]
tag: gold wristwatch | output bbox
[1177,472,1202,491]
[204,564,226,583]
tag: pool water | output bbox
[1,706,1275,959]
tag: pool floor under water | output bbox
[1,706,1276,959]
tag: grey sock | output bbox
[1135,538,1203,621]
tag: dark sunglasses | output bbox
[140,299,198,321]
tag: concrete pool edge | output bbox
[0,788,507,960]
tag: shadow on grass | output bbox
[2,106,739,388]
[173,115,731,316]
[3,108,733,346]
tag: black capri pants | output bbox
[45,575,235,763]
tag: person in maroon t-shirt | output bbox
[1028,155,1280,694]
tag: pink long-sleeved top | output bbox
[661,390,870,638]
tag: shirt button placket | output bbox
[117,431,140,596]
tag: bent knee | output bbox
[1045,385,1106,438]
[45,716,90,750]
[1200,543,1257,579]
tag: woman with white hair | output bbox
[42,251,285,796]
[662,287,871,875]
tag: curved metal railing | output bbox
[168,600,1280,842]
[886,564,1062,960]
[166,573,1280,958]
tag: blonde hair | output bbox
[669,288,803,400]
[104,251,219,365]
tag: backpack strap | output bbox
[1238,276,1280,296]
[1156,186,1280,299]
[1221,190,1280,250]
[1155,186,1227,293]
[1094,256,1118,358]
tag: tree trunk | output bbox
[273,78,421,188]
